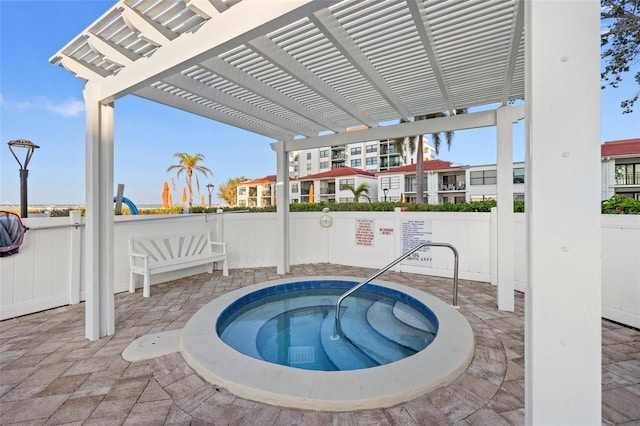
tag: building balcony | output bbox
[439,184,466,192]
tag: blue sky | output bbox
[1,1,638,206]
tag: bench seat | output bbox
[129,231,228,297]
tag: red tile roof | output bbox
[241,175,276,185]
[377,159,463,174]
[601,138,640,157]
[294,167,376,181]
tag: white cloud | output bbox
[43,98,85,118]
[0,94,85,118]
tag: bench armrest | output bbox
[209,241,227,254]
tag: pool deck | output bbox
[1,264,639,425]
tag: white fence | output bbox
[1,211,638,328]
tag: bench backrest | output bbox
[129,232,212,262]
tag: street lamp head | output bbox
[206,183,214,193]
[8,139,40,170]
[7,139,40,218]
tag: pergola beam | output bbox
[134,85,294,141]
[199,57,344,132]
[248,36,377,127]
[96,1,333,102]
[162,73,316,137]
[309,9,412,121]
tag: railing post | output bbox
[69,210,82,304]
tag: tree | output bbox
[601,0,640,113]
[391,119,416,165]
[415,110,466,203]
[167,153,212,209]
[341,183,371,203]
[218,176,247,206]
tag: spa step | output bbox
[367,301,435,352]
[339,299,412,365]
[320,310,378,371]
[219,295,335,360]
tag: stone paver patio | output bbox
[1,264,639,425]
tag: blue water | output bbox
[217,281,438,371]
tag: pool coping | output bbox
[179,276,475,412]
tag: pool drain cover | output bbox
[288,346,314,364]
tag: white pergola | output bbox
[51,0,601,423]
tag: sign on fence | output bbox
[401,219,432,266]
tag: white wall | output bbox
[1,212,638,328]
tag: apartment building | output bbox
[236,175,276,208]
[601,138,640,200]
[289,136,434,178]
[239,138,638,207]
[290,167,377,203]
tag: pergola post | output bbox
[83,83,115,340]
[525,1,601,423]
[271,141,290,275]
[496,106,515,311]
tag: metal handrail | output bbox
[332,242,459,338]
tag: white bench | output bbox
[128,231,228,297]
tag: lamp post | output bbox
[383,188,388,202]
[8,139,40,218]
[206,183,214,208]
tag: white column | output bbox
[496,106,514,311]
[83,83,115,340]
[271,141,290,274]
[525,1,601,424]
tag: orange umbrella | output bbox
[400,193,404,202]
[169,193,173,208]
[308,184,314,204]
[162,182,169,208]
[182,187,188,204]
[201,195,205,208]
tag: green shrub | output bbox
[602,194,640,214]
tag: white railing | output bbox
[1,210,638,328]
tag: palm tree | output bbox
[167,153,212,209]
[391,119,416,165]
[342,183,371,203]
[394,109,467,204]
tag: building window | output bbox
[470,170,497,185]
[404,176,428,192]
[320,161,329,169]
[470,194,497,201]
[366,144,377,153]
[294,165,299,172]
[320,149,329,158]
[366,157,377,165]
[238,200,247,207]
[306,163,312,171]
[292,183,299,193]
[513,167,525,184]
[351,159,362,167]
[351,147,362,155]
[615,163,640,185]
[339,178,355,189]
[306,152,312,160]
[238,186,247,195]
[380,176,400,189]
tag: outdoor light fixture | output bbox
[7,139,40,218]
[206,183,215,208]
[383,188,388,202]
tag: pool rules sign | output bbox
[401,219,433,267]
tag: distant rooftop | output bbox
[377,159,462,174]
[294,167,376,181]
[601,138,640,157]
